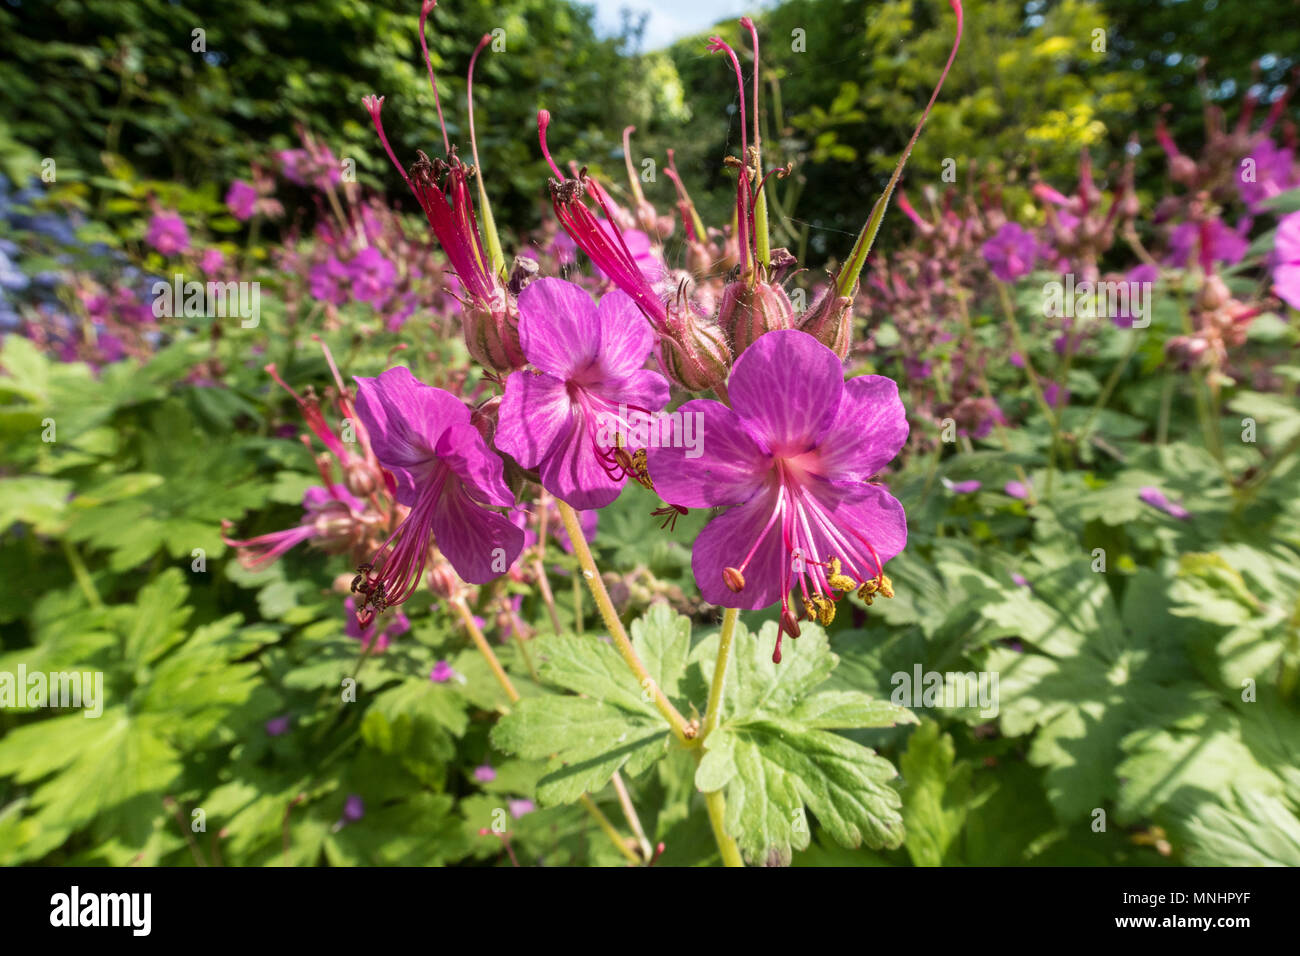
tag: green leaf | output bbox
[898,720,973,866]
[490,696,668,806]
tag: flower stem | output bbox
[61,540,103,610]
[703,607,738,737]
[455,594,644,864]
[578,793,641,865]
[450,596,519,706]
[610,770,653,861]
[695,607,746,867]
[555,500,694,744]
[704,789,745,867]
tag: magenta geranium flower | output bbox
[1273,210,1300,311]
[308,256,350,306]
[1139,486,1190,520]
[1166,218,1249,269]
[647,329,908,662]
[225,179,258,221]
[350,367,524,621]
[344,596,410,652]
[145,211,190,256]
[982,222,1038,282]
[495,278,670,510]
[222,484,365,570]
[347,247,397,306]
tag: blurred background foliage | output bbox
[3,0,1296,267]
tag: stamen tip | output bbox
[723,567,746,593]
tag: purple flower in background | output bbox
[1114,263,1159,328]
[145,211,190,256]
[1165,218,1249,269]
[1139,486,1190,520]
[1010,572,1030,589]
[945,479,981,494]
[496,278,670,509]
[343,795,365,822]
[592,223,663,283]
[1272,210,1300,311]
[199,248,226,275]
[351,367,524,621]
[222,485,364,571]
[473,765,497,783]
[1004,480,1031,500]
[308,257,350,306]
[508,799,535,819]
[265,714,292,736]
[225,180,258,221]
[344,596,410,653]
[982,222,1039,282]
[1238,138,1300,213]
[647,330,908,663]
[1042,381,1070,408]
[348,247,397,306]
[430,660,455,683]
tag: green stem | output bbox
[61,540,103,610]
[703,607,739,738]
[704,790,745,867]
[556,501,694,744]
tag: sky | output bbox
[586,0,754,50]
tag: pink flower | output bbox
[225,180,259,221]
[308,257,351,306]
[945,479,981,494]
[473,764,497,783]
[430,660,455,683]
[508,799,535,819]
[199,248,226,275]
[1139,486,1190,520]
[222,485,365,570]
[344,596,410,653]
[1272,210,1300,311]
[265,714,292,736]
[351,367,524,621]
[981,222,1038,281]
[347,247,397,306]
[647,330,908,662]
[1165,218,1249,269]
[1004,480,1030,500]
[1238,138,1299,214]
[146,211,190,256]
[495,278,670,509]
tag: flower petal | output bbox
[803,481,908,577]
[495,370,574,470]
[354,367,468,503]
[691,485,787,609]
[432,486,525,584]
[538,406,624,509]
[594,289,655,379]
[436,423,515,508]
[517,277,601,379]
[727,329,843,456]
[815,374,909,480]
[647,400,770,508]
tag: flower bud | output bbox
[658,304,732,393]
[717,280,794,356]
[796,286,853,360]
[344,459,380,498]
[1197,275,1230,312]
[462,288,526,373]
